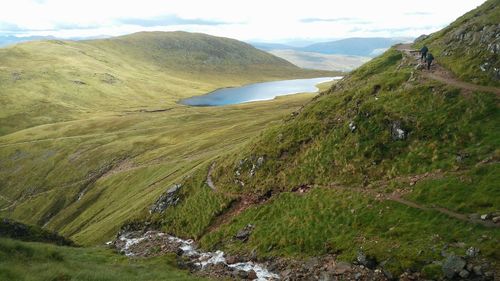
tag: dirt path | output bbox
[206,162,217,190]
[395,43,500,95]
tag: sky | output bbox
[0,0,487,43]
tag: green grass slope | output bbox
[147,2,500,277]
[0,31,331,135]
[419,0,500,86]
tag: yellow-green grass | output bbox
[0,93,318,245]
[0,237,210,281]
[0,31,334,136]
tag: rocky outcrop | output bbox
[441,23,500,81]
[149,184,182,214]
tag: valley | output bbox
[1,0,499,280]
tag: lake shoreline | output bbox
[179,76,342,107]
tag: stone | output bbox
[480,214,490,220]
[333,262,352,275]
[459,269,470,278]
[357,251,377,269]
[149,184,182,214]
[492,216,500,223]
[247,270,258,279]
[466,247,480,258]
[391,121,406,141]
[349,121,356,132]
[442,255,466,279]
[225,255,240,264]
[472,265,483,276]
[236,269,249,279]
[235,224,254,242]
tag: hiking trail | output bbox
[396,43,500,96]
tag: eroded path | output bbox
[395,43,500,95]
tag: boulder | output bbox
[442,255,466,279]
[149,184,182,214]
[235,224,254,242]
[391,121,407,141]
[356,251,377,269]
[465,247,480,258]
[459,269,470,278]
[247,270,258,279]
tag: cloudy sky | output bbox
[0,0,487,43]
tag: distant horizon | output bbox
[0,0,487,42]
[0,31,415,46]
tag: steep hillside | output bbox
[141,1,500,279]
[0,31,329,135]
[420,0,500,86]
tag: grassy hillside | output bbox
[420,0,500,86]
[0,31,330,136]
[144,2,500,278]
[0,31,335,245]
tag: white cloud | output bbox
[0,0,488,41]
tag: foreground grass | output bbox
[0,238,209,281]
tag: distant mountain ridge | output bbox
[251,37,411,57]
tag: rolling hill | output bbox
[0,31,329,136]
[1,1,499,280]
[0,31,334,250]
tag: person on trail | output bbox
[420,46,429,61]
[426,52,434,70]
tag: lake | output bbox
[179,77,342,106]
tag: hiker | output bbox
[420,46,428,61]
[426,52,434,70]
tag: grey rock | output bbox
[466,247,480,258]
[357,251,377,269]
[391,121,406,141]
[349,121,356,132]
[459,269,470,278]
[492,216,500,223]
[235,224,254,241]
[442,255,466,279]
[473,265,483,276]
[149,184,182,214]
[236,269,248,279]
